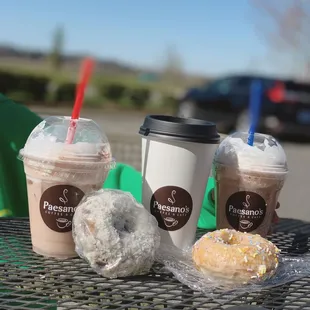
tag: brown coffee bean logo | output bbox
[150,186,193,231]
[225,191,266,232]
[40,185,85,233]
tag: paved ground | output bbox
[30,106,310,222]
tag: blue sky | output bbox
[0,0,294,77]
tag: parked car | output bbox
[176,74,310,139]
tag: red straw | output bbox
[65,57,95,144]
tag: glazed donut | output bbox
[192,229,280,283]
[72,189,160,279]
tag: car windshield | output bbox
[202,78,234,94]
[237,77,277,90]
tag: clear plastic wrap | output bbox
[72,189,161,279]
[156,243,310,300]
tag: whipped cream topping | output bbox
[20,116,111,162]
[214,133,288,172]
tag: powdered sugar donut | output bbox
[72,189,160,279]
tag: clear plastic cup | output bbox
[19,116,115,258]
[213,132,288,237]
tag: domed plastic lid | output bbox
[20,116,113,164]
[214,132,288,172]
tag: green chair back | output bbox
[0,94,42,217]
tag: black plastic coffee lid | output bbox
[139,115,220,144]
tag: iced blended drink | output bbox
[139,115,220,250]
[213,132,288,237]
[20,116,114,258]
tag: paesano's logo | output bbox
[150,186,193,231]
[226,191,266,232]
[40,185,84,233]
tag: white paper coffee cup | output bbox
[139,115,220,250]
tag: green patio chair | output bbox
[0,94,42,217]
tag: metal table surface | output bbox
[1,218,310,310]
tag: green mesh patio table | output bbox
[1,217,310,310]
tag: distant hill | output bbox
[0,44,141,76]
[0,44,211,89]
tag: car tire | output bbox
[235,110,250,132]
[177,101,197,118]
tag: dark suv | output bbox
[176,74,310,139]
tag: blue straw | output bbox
[247,79,263,146]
